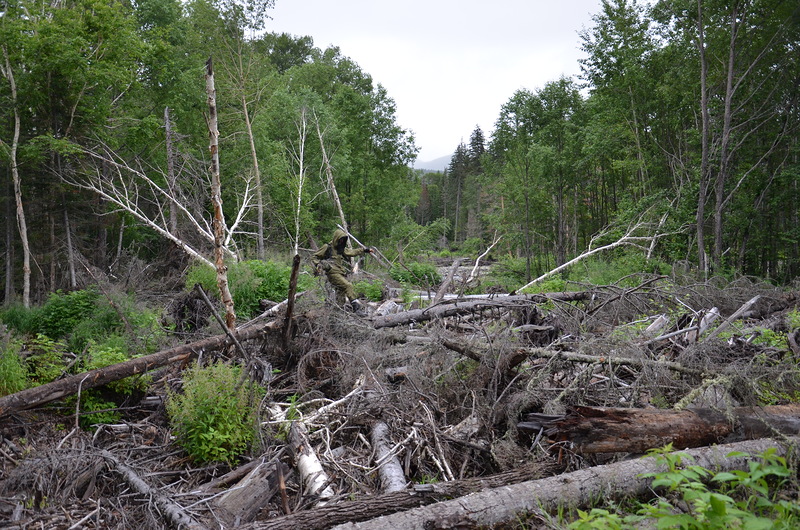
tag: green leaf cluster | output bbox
[0,339,28,396]
[353,280,384,302]
[390,262,441,288]
[569,445,800,529]
[186,259,314,319]
[166,361,264,465]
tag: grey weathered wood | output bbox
[210,458,288,526]
[331,438,795,530]
[371,292,594,329]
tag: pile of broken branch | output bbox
[1,273,800,529]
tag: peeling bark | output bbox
[520,404,800,454]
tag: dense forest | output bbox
[1,0,798,307]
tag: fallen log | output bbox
[242,462,549,530]
[371,421,406,493]
[331,437,797,530]
[209,458,288,526]
[519,404,800,454]
[100,449,205,530]
[371,292,594,329]
[0,318,281,418]
[289,421,334,506]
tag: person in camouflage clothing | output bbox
[311,228,373,313]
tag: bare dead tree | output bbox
[0,46,31,307]
[206,56,237,329]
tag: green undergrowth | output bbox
[166,360,264,465]
[186,259,314,319]
[565,444,800,529]
[0,287,165,429]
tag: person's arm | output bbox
[311,245,330,270]
[344,246,373,258]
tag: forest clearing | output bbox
[2,257,800,528]
[2,0,800,527]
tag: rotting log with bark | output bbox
[0,318,282,418]
[371,291,594,329]
[208,458,289,527]
[519,404,800,454]
[330,437,797,530]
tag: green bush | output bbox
[0,340,28,396]
[354,280,384,301]
[574,251,670,287]
[390,262,441,287]
[0,304,42,335]
[567,445,800,529]
[520,276,568,294]
[26,334,67,385]
[166,361,263,465]
[1,288,164,355]
[39,289,99,341]
[76,394,121,429]
[83,336,149,395]
[486,256,529,292]
[186,259,313,319]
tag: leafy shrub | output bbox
[787,309,800,331]
[0,304,42,335]
[76,394,121,429]
[0,340,28,396]
[354,280,384,301]
[390,262,441,287]
[25,334,67,384]
[568,445,800,529]
[186,259,313,319]
[384,217,450,260]
[636,445,799,528]
[166,361,263,464]
[574,251,670,287]
[1,288,163,355]
[486,256,529,292]
[83,336,149,395]
[39,289,99,341]
[520,276,568,294]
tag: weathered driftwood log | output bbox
[100,450,205,530]
[0,318,281,418]
[289,421,334,505]
[371,292,593,329]
[242,462,548,530]
[330,437,796,530]
[371,421,406,493]
[209,458,288,526]
[519,404,800,454]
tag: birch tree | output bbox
[0,46,31,307]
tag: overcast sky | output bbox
[268,0,603,164]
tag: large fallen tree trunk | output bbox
[0,318,281,418]
[371,292,594,329]
[244,462,549,530]
[519,404,800,454]
[330,437,796,530]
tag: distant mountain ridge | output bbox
[415,153,452,172]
